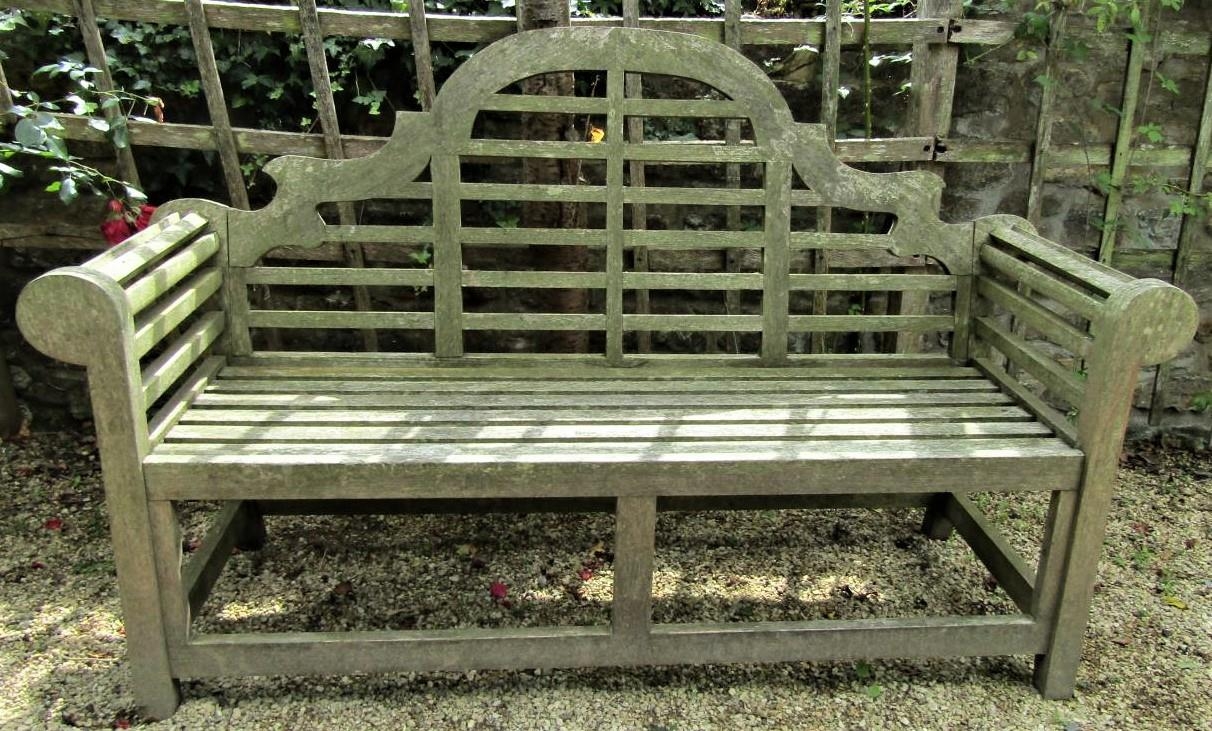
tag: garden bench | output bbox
[16,27,1198,719]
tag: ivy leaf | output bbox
[43,135,70,160]
[0,161,21,177]
[88,118,110,134]
[45,180,61,193]
[65,94,89,115]
[58,176,78,204]
[1137,123,1164,144]
[14,117,46,147]
[109,117,130,149]
[1157,73,1180,95]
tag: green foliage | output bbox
[0,56,155,203]
[1189,390,1212,412]
[1012,0,1208,233]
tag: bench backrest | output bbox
[169,27,974,364]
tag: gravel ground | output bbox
[0,432,1208,730]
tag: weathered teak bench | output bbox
[17,27,1198,718]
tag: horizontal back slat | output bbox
[248,311,435,329]
[788,315,954,333]
[463,271,606,288]
[463,313,606,331]
[461,182,606,203]
[789,232,899,250]
[323,226,433,244]
[623,272,763,290]
[623,143,767,163]
[480,94,609,114]
[624,314,762,332]
[461,140,607,159]
[462,227,607,246]
[246,267,434,287]
[788,274,956,291]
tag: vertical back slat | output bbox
[433,153,465,358]
[760,160,791,364]
[812,0,842,355]
[898,0,961,354]
[722,0,743,355]
[297,0,379,352]
[622,0,651,354]
[606,66,626,364]
[71,0,141,190]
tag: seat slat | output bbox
[150,436,1075,462]
[204,378,996,395]
[179,404,1034,425]
[164,420,1053,444]
[215,364,981,380]
[190,391,1016,409]
[145,436,1084,501]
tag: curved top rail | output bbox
[161,26,971,273]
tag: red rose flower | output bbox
[101,217,134,246]
[135,203,157,231]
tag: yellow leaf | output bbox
[1163,595,1189,610]
[588,126,605,143]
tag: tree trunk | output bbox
[517,0,589,353]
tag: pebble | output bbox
[0,435,1209,729]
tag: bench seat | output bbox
[144,358,1083,501]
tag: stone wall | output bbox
[4,4,1212,445]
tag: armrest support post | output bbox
[16,267,178,714]
[1036,280,1196,697]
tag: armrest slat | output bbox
[141,311,225,408]
[991,226,1131,295]
[976,278,1092,359]
[973,357,1078,446]
[978,246,1103,322]
[132,268,223,357]
[148,355,225,446]
[88,213,208,284]
[125,233,221,314]
[974,317,1085,408]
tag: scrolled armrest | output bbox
[17,266,134,367]
[1094,277,1197,368]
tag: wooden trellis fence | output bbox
[2,0,1212,430]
